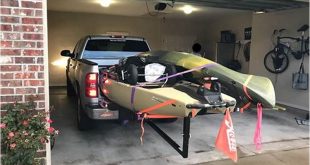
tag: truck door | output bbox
[68,39,83,84]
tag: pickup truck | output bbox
[60,35,151,130]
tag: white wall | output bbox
[250,7,309,110]
[48,11,207,86]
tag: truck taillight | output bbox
[85,73,98,98]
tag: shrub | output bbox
[1,101,58,165]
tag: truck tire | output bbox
[77,94,93,131]
[125,64,138,85]
[66,77,75,96]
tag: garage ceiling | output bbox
[164,0,309,11]
[48,0,308,20]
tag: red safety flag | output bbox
[215,109,238,162]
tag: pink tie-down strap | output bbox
[254,103,263,151]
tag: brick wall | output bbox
[0,0,49,164]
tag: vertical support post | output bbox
[182,116,190,158]
[145,116,191,158]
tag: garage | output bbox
[0,0,308,165]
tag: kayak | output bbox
[139,51,276,108]
[102,79,236,117]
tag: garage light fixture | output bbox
[181,5,194,14]
[100,0,112,7]
[255,9,267,14]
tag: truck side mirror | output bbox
[61,50,73,58]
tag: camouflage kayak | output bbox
[102,80,236,117]
[140,51,276,108]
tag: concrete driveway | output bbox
[50,87,309,165]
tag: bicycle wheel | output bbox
[264,50,289,74]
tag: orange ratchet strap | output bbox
[139,99,178,145]
[240,75,253,113]
[140,99,176,114]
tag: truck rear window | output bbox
[85,39,149,52]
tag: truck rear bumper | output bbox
[85,104,119,120]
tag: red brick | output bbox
[19,9,34,16]
[1,8,11,15]
[3,33,21,40]
[0,88,14,95]
[14,41,36,48]
[27,65,39,71]
[25,94,44,102]
[23,34,43,40]
[0,24,12,31]
[0,41,12,48]
[24,80,44,86]
[0,49,21,55]
[12,25,21,31]
[21,1,42,8]
[1,0,19,7]
[15,57,35,64]
[1,73,14,79]
[1,95,23,102]
[40,65,44,71]
[38,87,44,93]
[15,72,35,79]
[35,10,42,17]
[1,16,19,23]
[0,65,21,71]
[22,18,42,24]
[35,151,46,158]
[23,50,43,56]
[37,42,43,48]
[14,25,43,32]
[25,94,45,101]
[37,57,43,64]
[38,102,45,108]
[37,72,44,79]
[16,88,36,94]
[0,80,22,87]
[11,8,21,15]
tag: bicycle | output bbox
[264,24,309,74]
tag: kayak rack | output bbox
[146,116,191,158]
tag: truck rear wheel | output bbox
[77,95,93,131]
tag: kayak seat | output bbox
[197,80,224,105]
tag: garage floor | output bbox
[50,87,309,165]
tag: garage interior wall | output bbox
[48,11,208,86]
[250,7,309,110]
[203,14,253,74]
[48,9,309,111]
